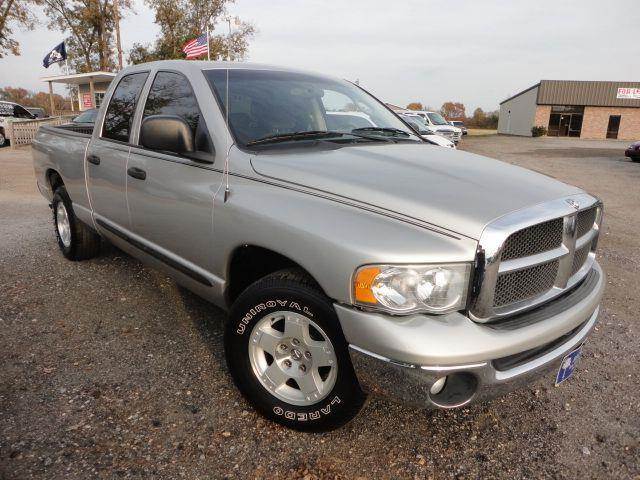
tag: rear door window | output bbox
[102,72,149,143]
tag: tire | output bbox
[52,186,101,260]
[0,131,7,148]
[225,269,366,431]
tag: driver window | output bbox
[142,71,213,159]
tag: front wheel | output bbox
[225,269,366,431]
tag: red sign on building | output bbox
[82,93,93,108]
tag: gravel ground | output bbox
[1,137,639,479]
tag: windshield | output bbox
[426,112,449,126]
[204,69,420,148]
[73,109,98,123]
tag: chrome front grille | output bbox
[571,241,592,276]
[576,207,597,238]
[494,260,559,307]
[501,218,563,260]
[470,194,602,322]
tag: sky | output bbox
[1,0,638,112]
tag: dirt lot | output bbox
[1,137,639,479]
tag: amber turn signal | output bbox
[354,266,380,304]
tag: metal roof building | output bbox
[498,80,640,140]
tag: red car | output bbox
[625,141,640,162]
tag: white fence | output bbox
[7,115,76,149]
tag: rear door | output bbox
[86,71,149,231]
[125,70,220,276]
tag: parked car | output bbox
[32,61,605,431]
[325,111,376,131]
[624,141,640,162]
[449,120,467,135]
[0,100,36,147]
[411,110,462,143]
[398,112,456,148]
[71,108,99,127]
[26,107,48,118]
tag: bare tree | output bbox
[0,0,42,57]
[43,0,132,72]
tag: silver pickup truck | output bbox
[32,60,605,431]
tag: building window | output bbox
[95,92,105,108]
[547,106,584,137]
[606,115,621,139]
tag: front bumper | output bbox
[336,262,605,409]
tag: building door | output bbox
[559,115,571,136]
[606,115,621,139]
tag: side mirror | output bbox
[140,115,195,155]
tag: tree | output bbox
[440,102,466,120]
[406,102,423,111]
[43,0,132,72]
[0,86,69,113]
[0,0,42,57]
[128,0,255,64]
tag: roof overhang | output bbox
[40,71,117,85]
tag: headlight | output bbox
[353,263,471,314]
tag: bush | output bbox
[531,126,547,137]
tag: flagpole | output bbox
[206,25,210,61]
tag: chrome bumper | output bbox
[337,263,604,409]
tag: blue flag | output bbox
[43,42,67,68]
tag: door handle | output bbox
[127,167,147,181]
[87,154,101,165]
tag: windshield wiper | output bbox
[351,127,416,138]
[246,130,390,146]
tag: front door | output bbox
[606,115,621,139]
[559,115,571,137]
[86,71,149,230]
[125,70,220,276]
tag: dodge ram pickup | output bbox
[32,61,605,431]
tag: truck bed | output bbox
[31,124,94,226]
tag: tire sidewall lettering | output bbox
[272,396,342,422]
[236,299,314,335]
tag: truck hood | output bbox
[250,143,582,239]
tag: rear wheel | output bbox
[0,131,7,147]
[225,269,366,431]
[52,186,101,260]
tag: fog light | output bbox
[430,376,447,395]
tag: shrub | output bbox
[531,126,547,137]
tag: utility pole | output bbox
[113,0,124,70]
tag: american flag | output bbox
[182,33,208,59]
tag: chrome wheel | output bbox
[56,202,71,248]
[249,311,338,406]
[0,133,5,146]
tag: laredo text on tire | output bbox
[224,269,366,431]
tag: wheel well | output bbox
[225,245,324,306]
[47,169,64,192]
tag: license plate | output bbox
[555,344,584,386]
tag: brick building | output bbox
[498,80,640,140]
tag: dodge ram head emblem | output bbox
[565,199,580,210]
